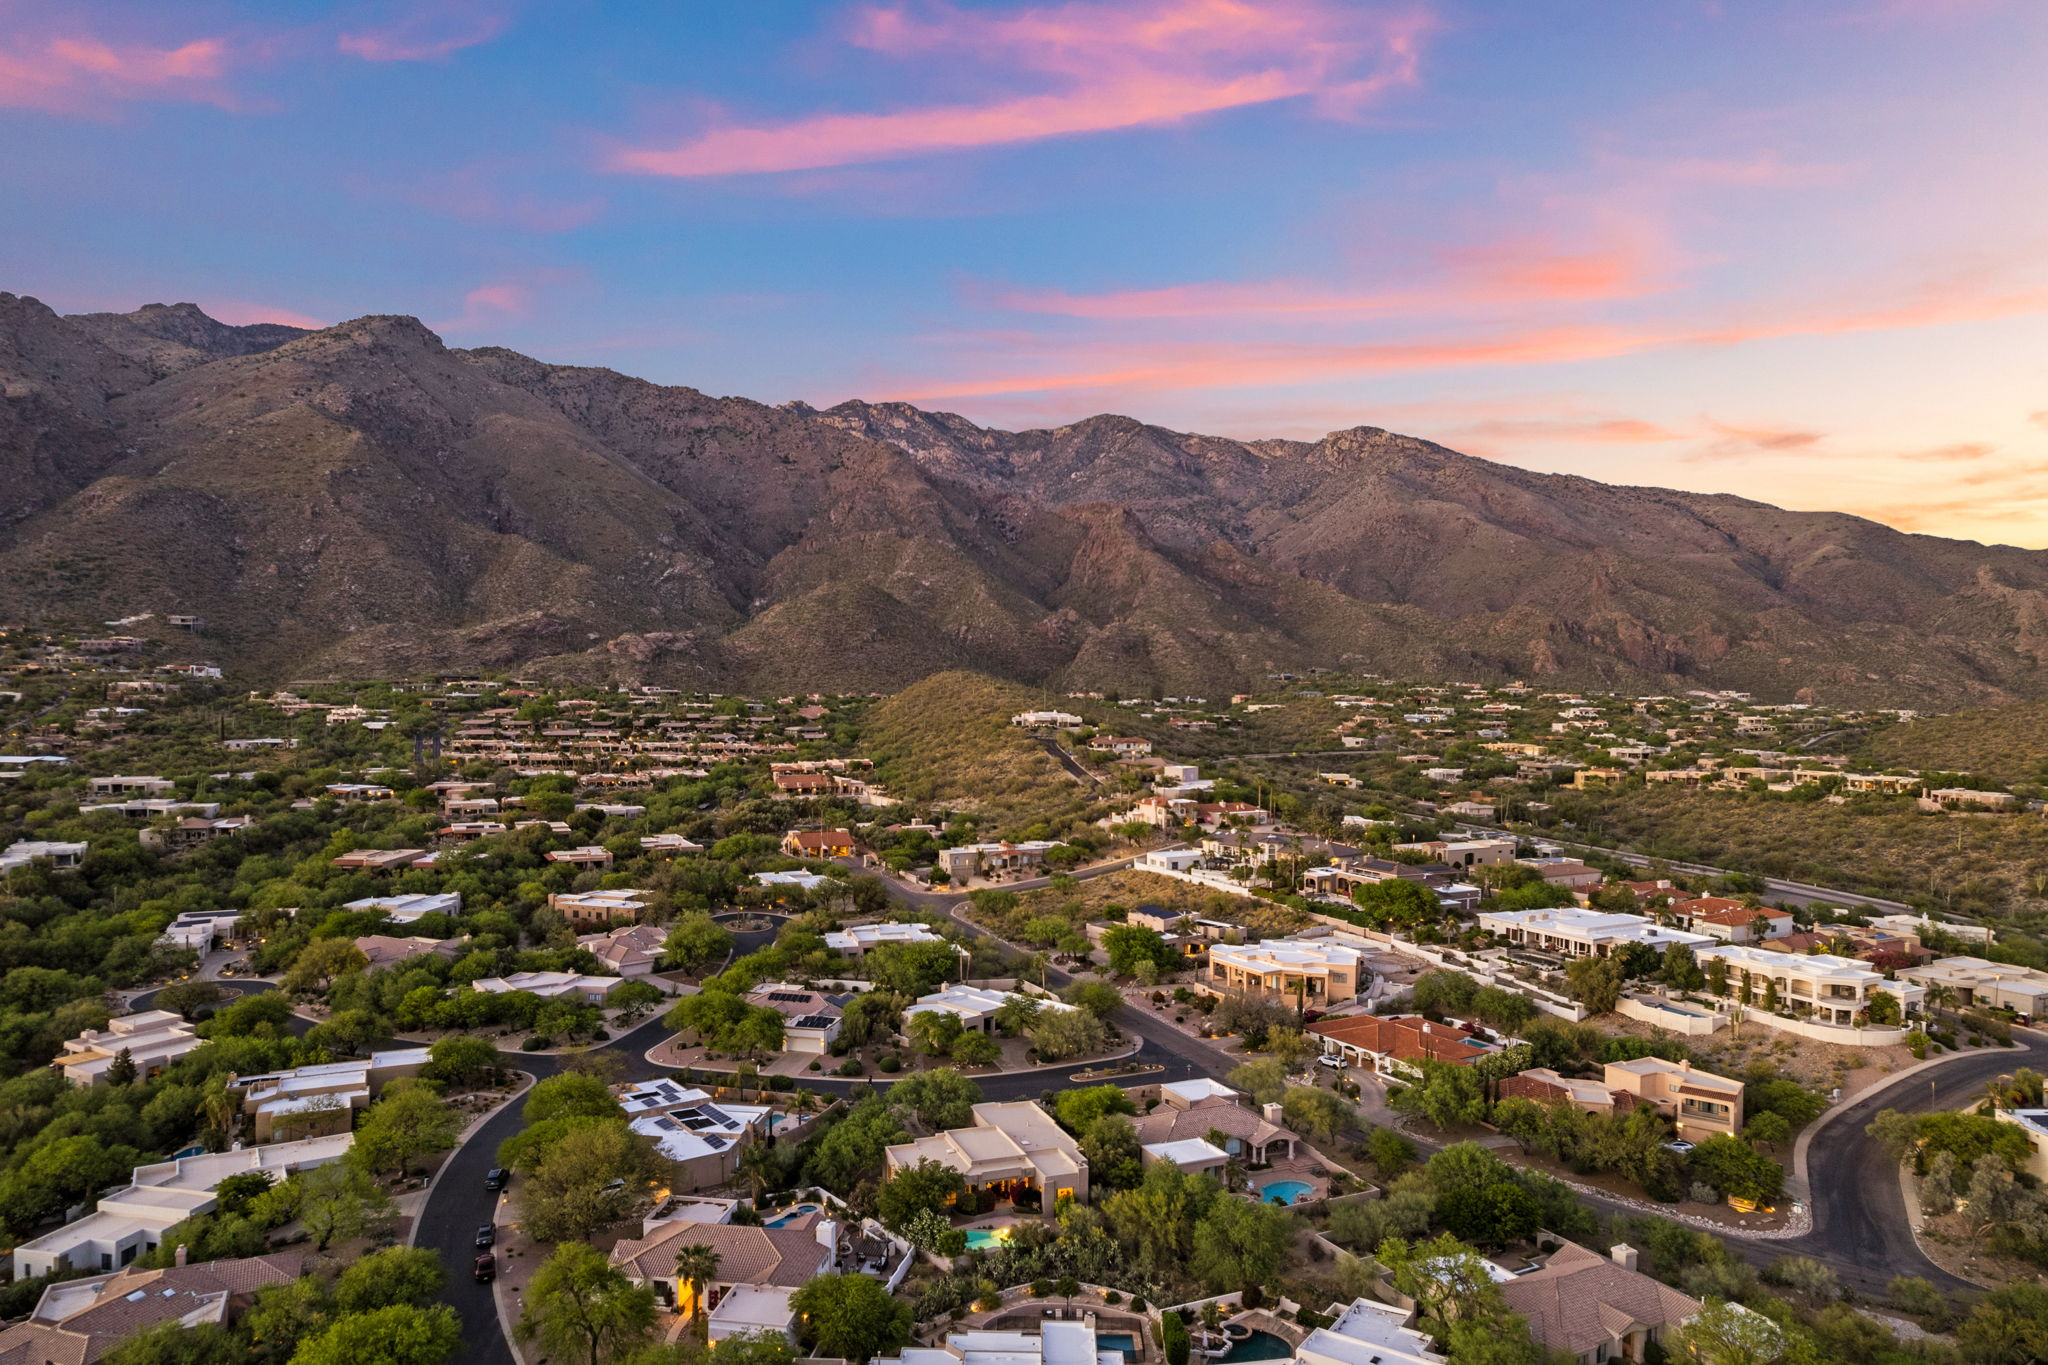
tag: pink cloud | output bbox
[1898,441,1997,461]
[0,32,235,114]
[338,4,506,62]
[609,0,1430,177]
[434,282,532,333]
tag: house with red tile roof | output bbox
[1307,1013,1499,1079]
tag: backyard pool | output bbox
[1098,1334,1139,1358]
[962,1228,1012,1249]
[1258,1180,1313,1205]
[1219,1331,1292,1362]
[764,1203,821,1227]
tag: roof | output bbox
[610,1222,830,1288]
[1496,1242,1700,1357]
[1,1253,299,1365]
[1308,1013,1498,1066]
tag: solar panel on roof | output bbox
[767,991,811,1003]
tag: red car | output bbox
[474,1253,496,1284]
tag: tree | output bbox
[788,1273,912,1362]
[519,1241,660,1365]
[664,914,734,974]
[1352,878,1435,929]
[1742,1112,1791,1152]
[522,1120,676,1241]
[1225,1057,1290,1106]
[103,1324,240,1365]
[106,1047,139,1087]
[1689,1136,1784,1204]
[887,1066,981,1129]
[876,1159,965,1230]
[524,1072,621,1125]
[425,1034,500,1088]
[1054,1085,1135,1134]
[1437,1178,1540,1248]
[1671,1299,1785,1365]
[1101,925,1177,978]
[673,1243,724,1330]
[290,1304,462,1365]
[1662,945,1706,992]
[801,1096,907,1192]
[1469,986,1537,1035]
[906,1010,965,1057]
[1280,1086,1354,1145]
[155,980,226,1019]
[1189,1197,1293,1292]
[838,992,904,1049]
[1491,1096,1548,1154]
[1388,1060,1486,1130]
[333,1246,447,1314]
[284,939,369,998]
[1563,955,1625,1014]
[1027,1008,1107,1061]
[950,1031,1000,1067]
[1955,1283,2048,1365]
[351,1079,464,1176]
[1062,980,1125,1021]
[1365,1127,1416,1176]
[1376,1233,1507,1341]
[1080,1115,1143,1190]
[865,942,960,997]
[297,1161,396,1251]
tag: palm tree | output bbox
[673,1244,723,1331]
[737,1142,777,1205]
[198,1080,238,1143]
[1056,1275,1080,1319]
[1923,982,1956,1028]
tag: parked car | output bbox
[473,1253,495,1283]
[1662,1139,1695,1155]
[1315,1054,1346,1071]
[484,1168,508,1191]
[475,1225,496,1248]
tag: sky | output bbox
[5,0,2047,545]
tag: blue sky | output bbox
[5,0,2046,542]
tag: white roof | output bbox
[1209,938,1363,975]
[823,922,944,950]
[755,870,829,890]
[907,985,1074,1021]
[1143,1138,1229,1166]
[1297,1298,1446,1365]
[1159,1077,1236,1104]
[1694,942,1879,981]
[1480,906,1712,949]
[708,1284,798,1331]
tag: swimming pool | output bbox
[1098,1334,1139,1357]
[1258,1180,1313,1205]
[764,1202,821,1227]
[1219,1331,1292,1362]
[962,1227,1011,1249]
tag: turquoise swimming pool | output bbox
[764,1202,820,1227]
[1220,1331,1292,1362]
[1098,1333,1139,1357]
[1258,1180,1313,1205]
[962,1228,1009,1249]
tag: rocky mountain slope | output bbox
[4,293,2047,704]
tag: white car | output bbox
[1315,1054,1347,1071]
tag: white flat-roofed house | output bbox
[228,1046,431,1142]
[1478,906,1712,959]
[641,832,704,856]
[548,887,654,928]
[1207,938,1365,1006]
[824,921,945,956]
[159,907,247,953]
[905,984,1072,1034]
[884,1100,1088,1215]
[1,839,89,873]
[86,775,175,798]
[875,1322,1126,1365]
[1140,1136,1231,1175]
[1010,711,1082,728]
[1694,943,1887,1027]
[55,1011,199,1085]
[11,1133,354,1279]
[344,891,461,922]
[1897,957,2048,1019]
[1868,913,1996,946]
[1296,1298,1447,1365]
[470,971,622,1005]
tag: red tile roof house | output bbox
[1307,1014,1499,1080]
[1671,898,1795,944]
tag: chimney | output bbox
[1609,1244,1638,1272]
[174,1243,188,1267]
[1261,1102,1285,1125]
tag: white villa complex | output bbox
[1693,943,1902,1026]
[1479,906,1712,958]
[1206,937,1367,1005]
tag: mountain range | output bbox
[5,292,2047,706]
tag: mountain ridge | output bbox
[3,292,2045,705]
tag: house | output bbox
[55,1011,200,1085]
[938,840,1059,880]
[1479,906,1711,959]
[1130,1078,1301,1164]
[642,832,705,856]
[0,1253,301,1365]
[228,1047,431,1142]
[1208,938,1365,1005]
[1867,912,1996,946]
[84,797,221,821]
[754,870,831,893]
[877,1323,1138,1365]
[824,921,945,956]
[1996,1108,2048,1182]
[470,971,622,1005]
[142,815,254,853]
[1308,1014,1499,1078]
[437,821,507,843]
[1672,898,1795,944]
[781,829,856,859]
[884,1101,1088,1214]
[1515,857,1605,891]
[1897,957,2048,1020]
[1922,787,2018,811]
[1010,711,1082,728]
[1495,1242,1701,1365]
[905,984,1071,1034]
[344,891,462,923]
[1604,1057,1745,1140]
[1694,943,1889,1026]
[544,845,615,868]
[159,907,248,953]
[771,770,837,796]
[86,775,175,797]
[1393,838,1517,869]
[12,1134,353,1279]
[549,887,654,927]
[330,848,428,872]
[611,1217,836,1340]
[618,1082,774,1189]
[324,783,394,803]
[1296,1298,1447,1365]
[354,934,468,971]
[578,924,673,982]
[1,839,88,873]
[744,985,845,1054]
[1089,736,1152,755]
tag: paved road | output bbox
[1033,735,1103,789]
